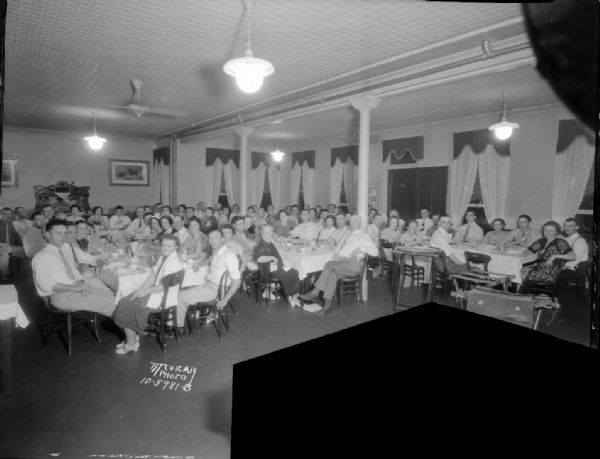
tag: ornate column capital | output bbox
[349,94,381,112]
[234,126,255,137]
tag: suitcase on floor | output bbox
[465,287,538,329]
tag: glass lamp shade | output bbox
[224,49,274,94]
[488,120,519,140]
[84,134,107,150]
[271,149,285,162]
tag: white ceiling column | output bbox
[235,126,254,213]
[350,94,381,301]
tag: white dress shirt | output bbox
[290,222,320,241]
[564,232,589,269]
[367,224,381,243]
[429,227,454,257]
[108,215,132,231]
[337,229,379,260]
[32,243,85,297]
[205,245,241,286]
[452,223,484,243]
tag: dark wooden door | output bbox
[388,167,448,222]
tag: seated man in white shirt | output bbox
[288,205,300,225]
[289,210,320,241]
[172,215,191,245]
[113,234,184,354]
[73,220,92,253]
[429,214,469,276]
[32,219,115,317]
[12,206,33,237]
[176,229,241,328]
[416,208,434,238]
[23,212,47,259]
[556,218,589,283]
[126,206,147,237]
[299,215,378,316]
[367,214,384,243]
[452,210,484,244]
[108,205,132,231]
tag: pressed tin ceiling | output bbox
[4,0,553,141]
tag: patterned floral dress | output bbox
[521,237,572,283]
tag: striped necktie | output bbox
[463,225,470,242]
[59,247,77,280]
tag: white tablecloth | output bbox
[100,261,208,303]
[279,249,334,280]
[450,244,534,284]
[0,285,29,329]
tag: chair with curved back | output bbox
[464,251,491,272]
[333,256,369,311]
[257,261,283,309]
[145,269,186,353]
[378,239,395,282]
[42,296,102,357]
[239,256,260,306]
[556,260,590,304]
[186,270,231,340]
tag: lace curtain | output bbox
[222,159,239,207]
[448,145,479,227]
[205,159,224,207]
[301,162,315,207]
[552,135,595,222]
[290,163,302,206]
[153,148,170,205]
[330,158,344,206]
[268,165,281,210]
[478,144,510,222]
[252,162,267,208]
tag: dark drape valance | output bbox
[153,147,170,165]
[251,151,279,169]
[382,136,424,164]
[453,129,510,159]
[556,119,595,154]
[206,148,240,167]
[331,145,358,167]
[291,150,315,168]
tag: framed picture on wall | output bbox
[109,159,150,186]
[1,158,18,188]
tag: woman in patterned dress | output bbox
[519,220,575,292]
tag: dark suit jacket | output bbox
[252,239,283,269]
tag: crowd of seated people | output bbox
[0,199,591,355]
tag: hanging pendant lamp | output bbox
[270,136,285,162]
[489,92,520,140]
[84,112,107,151]
[223,0,274,94]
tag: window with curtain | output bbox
[260,168,272,210]
[298,168,305,209]
[339,175,348,213]
[576,165,594,234]
[217,168,230,209]
[467,168,489,230]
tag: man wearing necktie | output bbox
[32,220,115,317]
[299,215,378,316]
[452,210,484,244]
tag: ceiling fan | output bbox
[110,79,188,118]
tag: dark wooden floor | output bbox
[0,273,591,459]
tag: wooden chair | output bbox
[333,256,368,311]
[556,260,590,304]
[378,240,395,282]
[464,251,491,272]
[145,269,186,353]
[257,261,283,309]
[42,297,102,356]
[186,270,231,340]
[238,257,260,306]
[431,252,454,303]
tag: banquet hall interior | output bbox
[0,1,597,458]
